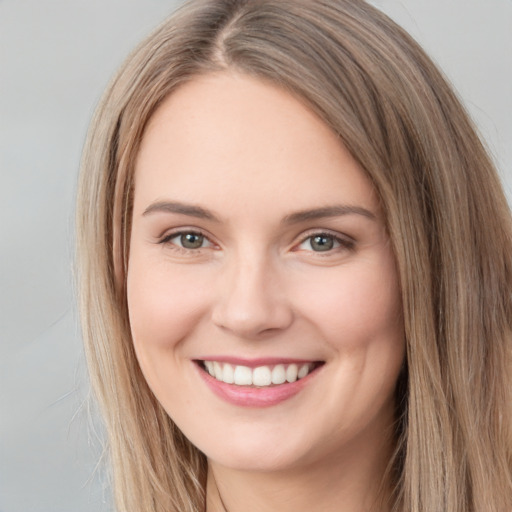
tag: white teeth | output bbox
[253,366,272,386]
[271,364,286,385]
[213,361,223,380]
[286,363,298,383]
[222,364,234,384]
[205,361,215,376]
[234,365,253,385]
[203,361,317,387]
[298,364,309,379]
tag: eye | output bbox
[161,231,213,250]
[296,232,354,253]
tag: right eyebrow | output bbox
[142,200,220,222]
[282,205,377,224]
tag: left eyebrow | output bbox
[282,205,377,224]
[142,200,220,222]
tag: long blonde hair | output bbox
[76,1,512,510]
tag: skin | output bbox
[127,72,405,512]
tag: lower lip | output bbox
[195,364,321,407]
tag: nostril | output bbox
[212,302,294,339]
[211,269,294,338]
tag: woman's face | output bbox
[128,72,405,473]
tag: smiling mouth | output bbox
[197,360,324,387]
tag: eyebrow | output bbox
[142,200,376,224]
[143,201,220,221]
[282,205,376,224]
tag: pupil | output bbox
[312,235,333,251]
[181,233,203,249]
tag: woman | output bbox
[76,0,512,511]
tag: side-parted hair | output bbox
[76,1,512,511]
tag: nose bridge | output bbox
[212,246,293,338]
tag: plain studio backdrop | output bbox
[0,0,511,511]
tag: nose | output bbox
[211,254,294,339]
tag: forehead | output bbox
[133,72,378,220]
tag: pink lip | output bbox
[198,356,316,368]
[194,360,323,408]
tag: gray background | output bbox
[1,1,511,511]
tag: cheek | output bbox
[292,260,402,350]
[292,257,404,434]
[127,258,211,353]
[126,257,214,412]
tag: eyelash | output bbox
[158,229,355,254]
[159,229,213,253]
[295,231,355,253]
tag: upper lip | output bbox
[195,356,323,368]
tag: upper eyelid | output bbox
[159,226,211,241]
[296,228,355,244]
[293,230,356,254]
[158,228,217,250]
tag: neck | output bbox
[205,434,394,512]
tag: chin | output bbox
[207,447,307,474]
[196,424,319,473]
